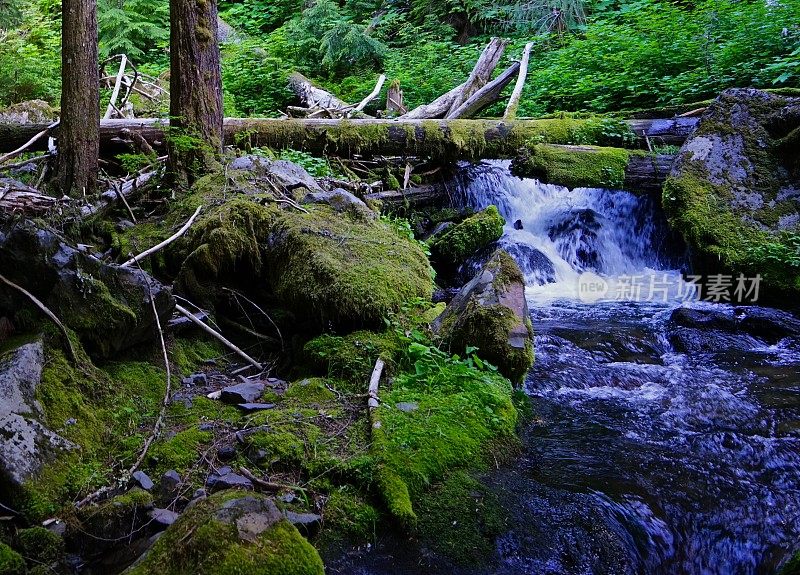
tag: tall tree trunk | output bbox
[168,0,223,186]
[58,0,99,197]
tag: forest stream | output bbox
[329,161,800,575]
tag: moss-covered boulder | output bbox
[173,191,434,329]
[126,491,324,575]
[429,206,504,271]
[0,221,174,358]
[663,88,800,296]
[434,249,534,384]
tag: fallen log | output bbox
[446,62,520,119]
[510,144,676,194]
[288,72,351,112]
[0,117,698,159]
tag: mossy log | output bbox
[0,117,697,159]
[511,144,676,194]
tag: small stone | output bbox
[217,466,232,476]
[220,382,265,404]
[65,418,77,426]
[181,373,207,387]
[192,488,207,500]
[198,422,215,431]
[278,493,296,504]
[160,470,181,499]
[148,508,179,530]
[284,511,321,536]
[395,401,419,413]
[206,471,253,493]
[132,471,154,491]
[217,445,237,461]
[237,403,276,412]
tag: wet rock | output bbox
[434,249,534,384]
[124,492,324,575]
[0,222,174,358]
[284,511,321,536]
[429,221,454,238]
[734,306,800,343]
[220,381,265,404]
[513,219,524,230]
[132,471,154,491]
[548,208,602,272]
[429,206,505,272]
[206,467,253,492]
[0,339,76,488]
[432,287,461,303]
[147,508,179,530]
[303,188,376,220]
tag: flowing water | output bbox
[456,161,800,575]
[329,162,800,575]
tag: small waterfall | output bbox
[451,160,687,300]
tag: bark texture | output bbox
[58,0,99,197]
[169,0,223,185]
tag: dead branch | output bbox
[104,55,128,120]
[504,42,534,121]
[174,303,263,371]
[353,74,387,115]
[120,205,202,268]
[0,121,59,165]
[446,62,520,119]
[368,358,384,411]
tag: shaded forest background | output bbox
[1,0,799,117]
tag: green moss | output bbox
[127,491,324,575]
[416,471,507,566]
[171,337,224,375]
[303,330,402,389]
[15,527,64,564]
[285,378,336,403]
[147,427,213,474]
[0,542,24,575]
[510,144,631,189]
[429,206,504,269]
[321,487,379,542]
[174,197,434,328]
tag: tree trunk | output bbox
[168,0,223,186]
[0,118,699,160]
[58,0,99,197]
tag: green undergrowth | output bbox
[0,542,25,575]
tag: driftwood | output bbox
[402,38,508,120]
[504,42,534,121]
[0,117,699,160]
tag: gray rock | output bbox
[217,445,237,461]
[395,401,419,413]
[132,470,154,491]
[229,156,323,193]
[237,402,276,412]
[148,508,179,530]
[0,99,58,123]
[160,470,182,500]
[214,495,283,542]
[0,340,76,488]
[206,469,253,492]
[303,188,376,220]
[283,511,321,536]
[182,372,207,387]
[220,382,265,404]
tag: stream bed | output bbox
[329,161,800,575]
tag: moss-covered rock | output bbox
[663,88,800,296]
[434,250,534,384]
[0,221,174,358]
[126,491,324,575]
[0,542,25,575]
[172,188,434,328]
[429,206,505,271]
[16,526,64,565]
